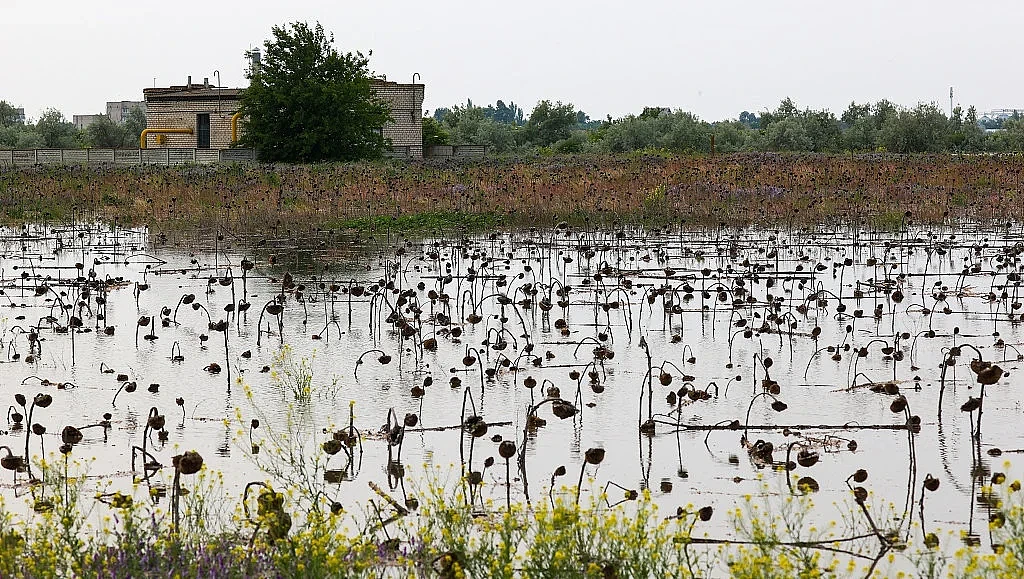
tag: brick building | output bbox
[142,77,425,157]
[372,79,425,158]
[143,78,241,149]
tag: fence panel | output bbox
[219,148,256,162]
[453,145,488,158]
[141,149,169,165]
[196,150,220,164]
[386,145,411,158]
[13,151,36,166]
[35,150,63,164]
[63,150,88,164]
[115,150,141,165]
[89,150,116,163]
[425,145,454,158]
[167,149,196,165]
[0,148,259,167]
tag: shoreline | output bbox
[1,152,1021,232]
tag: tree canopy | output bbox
[421,95,1024,155]
[35,109,79,148]
[421,117,449,147]
[0,101,21,128]
[524,100,578,147]
[239,21,390,162]
[85,116,128,148]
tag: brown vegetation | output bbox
[1,153,1021,231]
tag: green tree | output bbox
[840,102,871,126]
[34,108,80,148]
[842,115,879,151]
[551,131,589,153]
[86,116,128,148]
[764,117,813,151]
[0,101,21,127]
[802,109,841,152]
[759,97,800,129]
[640,107,666,120]
[239,21,390,162]
[493,100,524,125]
[655,111,712,152]
[0,104,43,149]
[877,103,949,153]
[996,117,1024,152]
[442,105,518,152]
[872,100,899,129]
[474,99,524,125]
[15,129,44,149]
[948,106,966,151]
[524,100,578,147]
[591,111,713,154]
[962,106,986,151]
[432,107,451,122]
[711,121,755,152]
[0,117,44,149]
[421,117,450,147]
[123,106,147,147]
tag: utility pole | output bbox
[949,87,954,118]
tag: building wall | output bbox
[144,97,240,149]
[73,114,105,131]
[373,81,425,157]
[106,101,146,124]
[143,81,424,155]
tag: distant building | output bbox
[981,109,1023,121]
[72,114,106,130]
[14,108,25,124]
[106,101,146,124]
[142,75,425,157]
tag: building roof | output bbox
[144,86,243,103]
[143,79,419,102]
[370,79,424,89]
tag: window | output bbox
[197,114,211,149]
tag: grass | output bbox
[324,210,507,234]
[2,153,1024,233]
[3,458,1024,578]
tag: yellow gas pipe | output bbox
[231,112,243,144]
[140,128,194,149]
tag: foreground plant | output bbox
[0,461,1023,577]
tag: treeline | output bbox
[425,97,1024,154]
[0,101,146,149]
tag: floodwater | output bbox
[0,222,1022,552]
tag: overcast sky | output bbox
[2,0,1021,122]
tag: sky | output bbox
[2,0,1022,122]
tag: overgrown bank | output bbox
[1,153,1022,232]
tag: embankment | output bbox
[1,153,1021,232]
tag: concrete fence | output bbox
[0,148,257,167]
[387,144,489,160]
[0,145,489,167]
[424,145,489,159]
